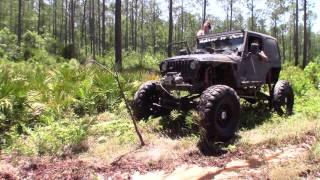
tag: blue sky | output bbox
[158,0,320,33]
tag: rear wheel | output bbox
[198,85,240,142]
[273,80,294,116]
[133,81,169,120]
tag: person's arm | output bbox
[258,50,268,62]
[197,30,204,37]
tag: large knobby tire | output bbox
[133,81,169,120]
[273,80,294,116]
[198,85,240,142]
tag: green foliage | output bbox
[0,59,119,148]
[0,63,29,144]
[304,61,320,88]
[0,28,18,59]
[294,89,320,118]
[22,31,45,49]
[90,119,136,144]
[280,65,314,96]
[8,118,92,155]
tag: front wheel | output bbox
[132,81,169,120]
[198,85,240,142]
[273,80,294,116]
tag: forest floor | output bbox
[1,131,320,179]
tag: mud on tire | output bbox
[198,85,240,142]
[273,80,294,116]
[133,81,169,120]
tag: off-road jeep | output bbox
[133,30,294,142]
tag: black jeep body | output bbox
[133,30,294,142]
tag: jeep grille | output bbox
[167,60,192,73]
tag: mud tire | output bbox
[133,81,169,120]
[198,85,240,142]
[273,80,294,116]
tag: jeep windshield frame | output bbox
[197,31,244,54]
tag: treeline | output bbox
[0,0,319,69]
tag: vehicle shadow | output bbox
[157,111,199,139]
[157,101,273,156]
[238,101,273,130]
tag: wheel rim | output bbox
[277,94,292,115]
[148,93,160,111]
[217,104,231,128]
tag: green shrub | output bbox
[8,118,92,155]
[43,33,61,55]
[304,61,320,88]
[29,49,56,64]
[89,119,136,144]
[280,66,314,96]
[22,31,45,49]
[0,28,18,59]
[0,65,29,144]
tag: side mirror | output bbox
[250,43,259,55]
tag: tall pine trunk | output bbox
[38,0,42,34]
[0,0,2,28]
[251,0,254,30]
[102,0,106,54]
[168,0,173,57]
[302,0,307,68]
[125,0,129,51]
[91,0,96,59]
[97,0,101,56]
[81,0,87,49]
[181,0,184,41]
[230,0,233,31]
[53,0,57,39]
[17,0,23,46]
[281,30,286,63]
[134,0,138,51]
[140,0,144,54]
[294,0,299,66]
[152,0,156,54]
[203,0,206,24]
[10,1,14,32]
[115,0,122,71]
[64,0,68,45]
[130,0,134,48]
[70,0,75,45]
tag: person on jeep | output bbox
[197,20,212,37]
[250,39,268,62]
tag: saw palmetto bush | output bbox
[0,59,116,148]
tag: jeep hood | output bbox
[165,54,241,64]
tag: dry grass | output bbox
[79,132,197,165]
[238,114,320,147]
[79,136,139,164]
[268,157,309,180]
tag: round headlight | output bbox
[190,61,198,70]
[161,62,168,71]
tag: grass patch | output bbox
[238,114,320,146]
[7,118,93,155]
[269,159,309,179]
[311,139,320,162]
[238,87,320,147]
